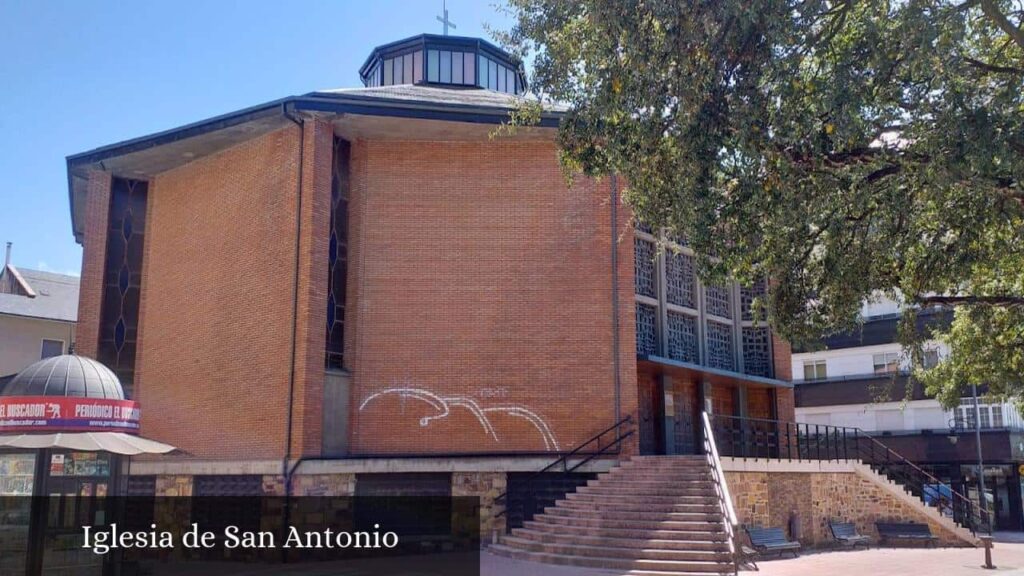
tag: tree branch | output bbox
[980,0,1024,51]
[963,55,1024,74]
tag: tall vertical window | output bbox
[98,178,148,398]
[325,138,350,370]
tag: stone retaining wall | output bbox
[723,459,975,548]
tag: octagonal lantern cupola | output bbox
[359,34,527,95]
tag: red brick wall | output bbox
[135,126,301,459]
[76,170,112,358]
[290,120,333,457]
[346,139,638,455]
[772,334,792,381]
[771,334,795,422]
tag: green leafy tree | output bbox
[497,0,1024,407]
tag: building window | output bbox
[666,311,698,363]
[665,251,695,308]
[740,279,766,321]
[922,348,940,369]
[325,138,350,370]
[40,339,63,359]
[704,284,732,319]
[741,328,771,378]
[872,352,901,374]
[97,178,148,399]
[633,225,772,377]
[955,399,1005,430]
[636,303,658,356]
[803,360,827,380]
[706,321,734,371]
[634,238,656,298]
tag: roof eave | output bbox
[66,93,565,243]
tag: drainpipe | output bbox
[610,175,621,423]
[281,103,305,494]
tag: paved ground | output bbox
[482,543,1024,575]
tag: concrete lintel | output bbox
[720,456,858,474]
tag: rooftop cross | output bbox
[436,1,457,36]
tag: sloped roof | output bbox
[0,266,79,322]
[66,85,568,244]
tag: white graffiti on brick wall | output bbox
[358,385,559,451]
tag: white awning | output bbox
[0,432,176,455]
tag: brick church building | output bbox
[66,33,794,523]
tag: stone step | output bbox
[544,506,723,522]
[566,491,718,505]
[500,536,731,563]
[593,475,712,483]
[606,471,712,479]
[614,459,712,469]
[555,498,720,514]
[522,520,728,542]
[577,485,717,497]
[534,513,723,532]
[489,544,733,574]
[510,528,731,552]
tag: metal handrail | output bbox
[494,414,634,519]
[709,413,990,535]
[702,411,739,575]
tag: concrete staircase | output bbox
[490,455,735,575]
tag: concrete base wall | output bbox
[722,458,977,547]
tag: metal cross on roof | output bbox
[436,1,457,36]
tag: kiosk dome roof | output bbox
[2,355,124,399]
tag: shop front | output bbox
[871,428,1024,531]
[0,355,174,576]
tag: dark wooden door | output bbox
[672,382,698,454]
[638,376,664,455]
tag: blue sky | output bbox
[0,0,513,275]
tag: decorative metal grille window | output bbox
[634,238,656,298]
[740,279,766,321]
[706,321,734,370]
[635,221,654,235]
[326,138,350,370]
[667,311,699,363]
[705,284,732,319]
[741,327,771,377]
[636,303,658,356]
[665,251,695,308]
[98,178,147,399]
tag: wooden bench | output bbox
[745,525,801,558]
[875,522,938,547]
[829,520,870,548]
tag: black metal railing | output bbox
[494,415,635,532]
[709,414,990,535]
